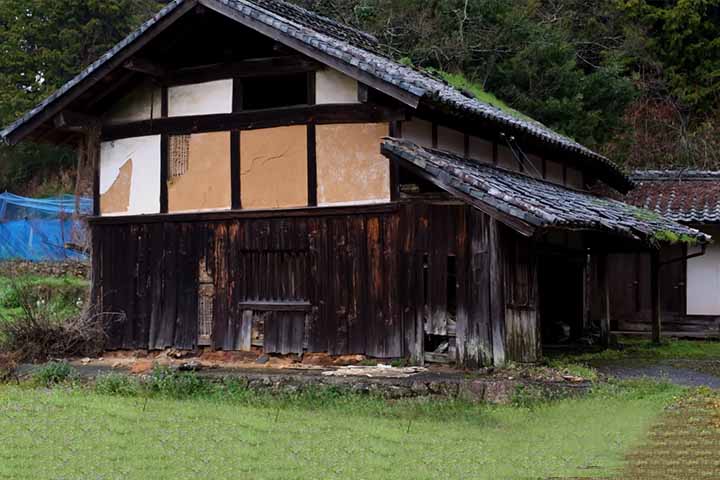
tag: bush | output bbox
[32,361,76,386]
[0,278,115,362]
[94,372,142,396]
[146,366,214,399]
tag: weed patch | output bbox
[31,361,77,386]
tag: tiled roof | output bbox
[381,138,710,245]
[0,0,632,191]
[626,170,720,224]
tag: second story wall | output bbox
[98,67,390,217]
[400,117,587,191]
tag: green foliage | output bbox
[0,0,158,193]
[145,366,215,399]
[94,372,142,397]
[618,0,720,112]
[31,361,76,386]
[0,275,89,321]
[652,230,699,246]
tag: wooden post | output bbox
[597,254,610,347]
[651,250,662,344]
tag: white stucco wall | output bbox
[687,229,720,315]
[168,79,233,117]
[100,136,161,215]
[315,69,359,104]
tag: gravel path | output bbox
[594,360,720,388]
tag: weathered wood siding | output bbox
[91,202,539,365]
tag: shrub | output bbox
[32,361,76,386]
[0,278,117,362]
[146,366,214,398]
[0,351,18,383]
[94,372,142,396]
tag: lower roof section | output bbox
[381,138,710,246]
[627,170,720,225]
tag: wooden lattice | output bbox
[168,134,190,178]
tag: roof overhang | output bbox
[381,138,711,248]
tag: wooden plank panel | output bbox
[383,213,402,358]
[158,222,178,349]
[366,216,384,357]
[147,222,164,350]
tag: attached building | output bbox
[0,0,709,365]
[608,170,720,337]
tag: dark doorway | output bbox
[538,254,586,346]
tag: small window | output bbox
[241,73,309,110]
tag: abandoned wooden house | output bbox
[0,0,710,366]
[606,170,720,338]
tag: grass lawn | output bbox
[0,380,682,480]
[550,337,720,365]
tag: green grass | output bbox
[0,274,88,321]
[0,379,682,479]
[433,71,534,122]
[552,337,720,364]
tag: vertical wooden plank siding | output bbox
[90,202,542,366]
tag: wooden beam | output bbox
[307,124,317,207]
[160,86,169,214]
[54,111,101,130]
[124,58,167,78]
[597,253,610,347]
[651,250,662,344]
[169,55,322,86]
[101,104,406,141]
[87,202,399,225]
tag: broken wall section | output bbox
[99,136,161,215]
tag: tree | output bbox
[0,0,158,194]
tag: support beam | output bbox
[597,253,610,347]
[651,250,662,344]
[124,58,167,78]
[169,55,322,86]
[102,104,406,141]
[54,111,101,131]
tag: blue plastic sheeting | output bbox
[0,192,92,261]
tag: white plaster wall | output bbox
[468,136,493,164]
[168,79,233,117]
[315,69,359,104]
[100,136,161,215]
[437,126,465,156]
[687,230,720,315]
[104,83,162,124]
[402,118,433,147]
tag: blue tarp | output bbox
[0,192,92,261]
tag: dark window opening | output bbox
[241,73,309,110]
